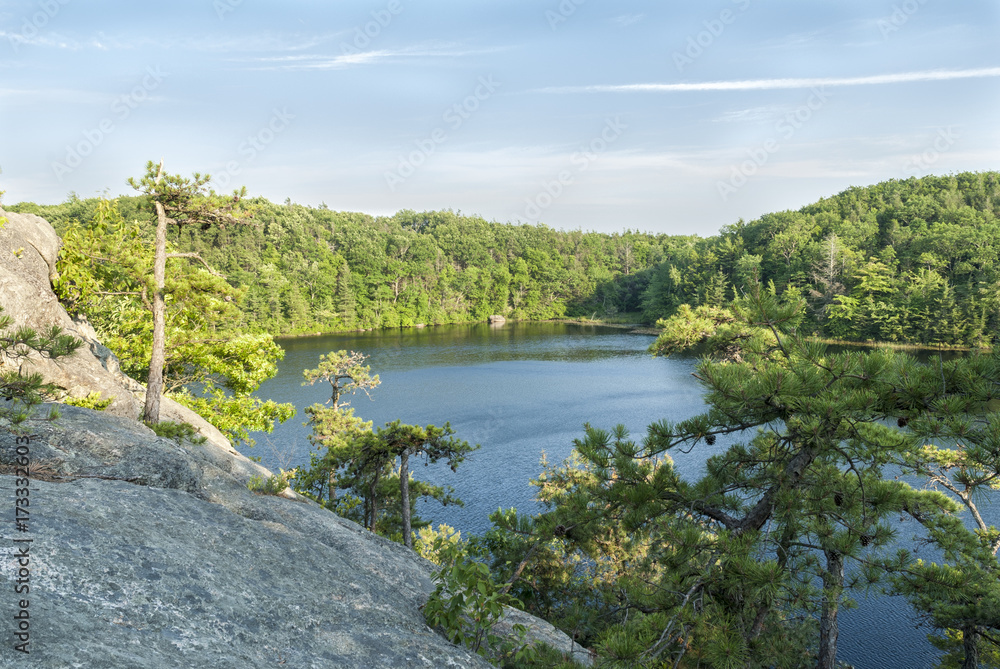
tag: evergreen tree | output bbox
[886,351,1000,669]
[55,196,293,446]
[0,304,81,431]
[296,352,474,545]
[296,350,380,508]
[126,160,255,423]
[493,284,999,668]
[374,420,476,548]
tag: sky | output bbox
[2,0,998,236]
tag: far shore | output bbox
[271,319,991,352]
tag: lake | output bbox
[251,321,939,669]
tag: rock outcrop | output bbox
[0,407,500,667]
[0,206,230,451]
[0,207,592,667]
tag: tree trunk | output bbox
[818,549,844,669]
[962,625,980,669]
[368,472,380,532]
[400,449,411,548]
[142,172,168,425]
[368,477,378,532]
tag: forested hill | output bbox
[10,170,1000,346]
[641,171,1000,347]
[13,196,679,332]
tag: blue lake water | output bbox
[251,322,942,668]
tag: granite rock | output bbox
[0,206,230,450]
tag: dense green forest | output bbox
[11,195,674,333]
[11,170,1000,348]
[641,171,1000,347]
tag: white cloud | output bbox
[538,66,1000,93]
[613,14,645,28]
[714,106,786,123]
[241,42,505,71]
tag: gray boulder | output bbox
[0,206,230,451]
[0,406,495,667]
[0,406,592,667]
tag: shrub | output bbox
[63,391,113,411]
[247,468,296,496]
[149,420,207,445]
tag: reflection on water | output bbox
[277,322,655,370]
[255,322,943,669]
[260,323,703,524]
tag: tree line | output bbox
[13,195,673,334]
[12,171,1000,348]
[641,172,1000,347]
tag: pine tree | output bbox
[506,283,994,668]
[0,306,81,431]
[296,350,380,508]
[296,351,474,545]
[885,350,1000,669]
[1,200,82,431]
[55,196,293,446]
[375,420,476,548]
[127,160,253,424]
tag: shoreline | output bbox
[271,320,990,352]
[272,318,660,341]
[809,337,988,352]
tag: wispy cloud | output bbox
[243,50,391,71]
[537,67,1000,93]
[0,30,109,51]
[243,43,505,71]
[714,106,785,123]
[613,14,645,28]
[758,30,826,50]
[0,30,346,53]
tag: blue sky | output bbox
[2,0,998,235]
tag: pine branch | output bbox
[165,251,225,277]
